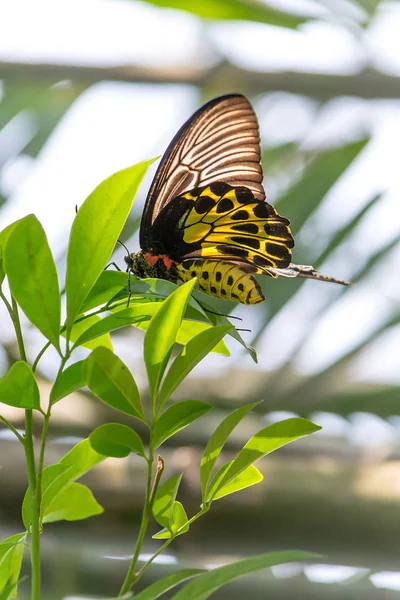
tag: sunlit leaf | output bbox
[0,362,40,410]
[152,400,212,448]
[153,501,189,539]
[65,158,156,337]
[4,215,61,349]
[144,279,196,406]
[152,474,182,530]
[42,482,103,523]
[158,326,231,408]
[50,360,85,405]
[0,533,26,595]
[211,464,263,501]
[67,314,113,351]
[84,347,144,419]
[200,402,259,500]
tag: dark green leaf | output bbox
[152,400,212,449]
[158,326,232,407]
[152,474,182,530]
[4,215,61,349]
[0,362,40,410]
[139,0,307,28]
[50,360,85,405]
[200,402,259,499]
[209,418,321,500]
[171,551,320,599]
[144,279,196,406]
[84,347,144,419]
[132,569,205,600]
[89,423,145,458]
[42,482,103,523]
[65,158,156,337]
[80,270,129,313]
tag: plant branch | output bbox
[0,414,24,443]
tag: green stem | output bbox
[0,293,41,600]
[119,449,155,597]
[0,414,24,443]
[31,341,51,373]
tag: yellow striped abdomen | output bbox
[176,260,264,305]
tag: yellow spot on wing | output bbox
[183,222,212,243]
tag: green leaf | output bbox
[73,303,160,348]
[144,279,197,406]
[4,215,61,349]
[22,439,106,528]
[84,347,144,419]
[0,221,21,285]
[89,423,145,458]
[42,482,103,523]
[0,533,26,595]
[209,418,321,500]
[212,464,263,501]
[132,569,205,600]
[152,474,182,530]
[65,158,156,337]
[50,360,85,405]
[175,321,230,356]
[67,314,113,351]
[158,326,232,407]
[194,295,257,363]
[200,402,259,500]
[153,501,189,539]
[80,269,129,313]
[140,0,307,28]
[171,551,320,599]
[152,400,212,449]
[0,362,40,410]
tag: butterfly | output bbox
[124,94,350,305]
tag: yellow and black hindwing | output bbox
[128,94,350,304]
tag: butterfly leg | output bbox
[105,262,122,271]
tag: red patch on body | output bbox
[143,252,176,271]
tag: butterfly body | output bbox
[125,94,350,305]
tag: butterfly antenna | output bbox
[204,307,243,322]
[118,239,131,256]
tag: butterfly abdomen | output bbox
[177,260,265,305]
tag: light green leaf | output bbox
[4,215,61,349]
[152,474,182,530]
[89,423,145,458]
[158,326,231,407]
[152,400,212,449]
[139,0,307,28]
[0,221,21,285]
[84,347,144,419]
[0,361,40,410]
[65,158,156,337]
[171,551,320,599]
[211,464,263,501]
[200,402,259,500]
[210,418,321,500]
[153,501,189,539]
[22,438,106,528]
[42,482,103,523]
[132,569,205,600]
[73,303,160,348]
[67,314,113,351]
[144,279,196,406]
[175,322,230,356]
[0,533,26,595]
[50,360,85,405]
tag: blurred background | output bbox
[1,0,400,598]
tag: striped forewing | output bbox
[140,94,265,249]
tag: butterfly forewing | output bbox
[140,94,265,249]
